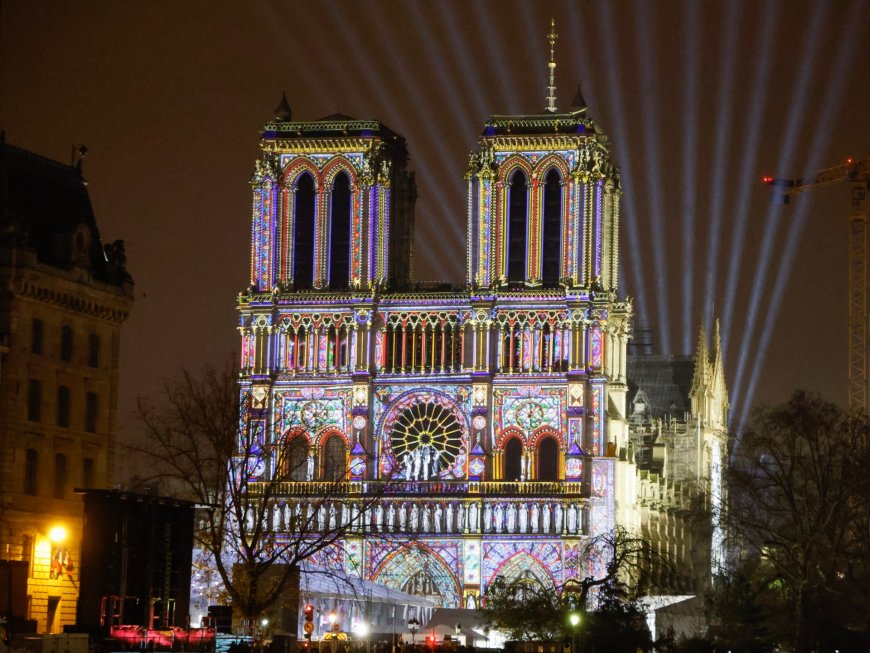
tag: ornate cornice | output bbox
[13,278,132,324]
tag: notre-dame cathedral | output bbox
[235,31,728,629]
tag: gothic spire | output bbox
[274,91,292,122]
[692,323,710,393]
[571,84,588,112]
[545,19,558,113]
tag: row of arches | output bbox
[281,432,347,481]
[285,169,353,290]
[506,168,563,285]
[274,427,566,483]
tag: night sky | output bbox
[3,1,869,453]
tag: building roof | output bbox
[627,355,695,421]
[0,139,131,287]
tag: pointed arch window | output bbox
[504,437,523,481]
[321,434,346,481]
[293,173,315,289]
[536,435,559,481]
[283,435,309,481]
[507,170,528,283]
[329,172,351,290]
[541,169,562,285]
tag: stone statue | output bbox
[445,503,453,532]
[328,503,337,530]
[519,504,528,533]
[506,504,516,533]
[531,503,539,533]
[387,503,396,532]
[413,449,422,480]
[493,504,503,532]
[554,503,563,533]
[410,504,419,531]
[421,448,431,480]
[434,504,443,532]
[398,504,407,531]
[375,504,383,531]
[567,504,577,534]
[306,454,314,481]
[421,504,430,532]
[542,503,551,533]
[403,453,413,481]
[430,448,440,477]
[456,504,465,532]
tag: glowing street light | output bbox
[354,621,370,653]
[49,525,67,542]
[568,612,580,653]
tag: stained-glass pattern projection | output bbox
[482,541,563,591]
[568,418,583,448]
[273,389,350,445]
[463,540,481,585]
[590,384,603,455]
[499,389,564,435]
[390,402,463,480]
[588,325,603,370]
[376,387,470,478]
[371,545,461,608]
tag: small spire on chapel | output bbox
[546,19,558,113]
[274,91,292,122]
[571,84,588,112]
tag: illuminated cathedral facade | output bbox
[236,69,727,617]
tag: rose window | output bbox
[390,402,463,479]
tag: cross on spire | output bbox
[546,19,558,113]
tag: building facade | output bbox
[236,60,727,618]
[0,140,133,632]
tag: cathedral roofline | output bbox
[262,115,405,144]
[483,108,595,137]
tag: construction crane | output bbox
[764,156,870,414]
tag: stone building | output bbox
[233,30,728,628]
[0,139,133,632]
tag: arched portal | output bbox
[537,435,559,481]
[372,545,461,608]
[329,172,351,289]
[321,433,345,480]
[504,437,523,481]
[507,170,528,282]
[541,169,562,285]
[293,173,315,289]
[490,552,556,596]
[282,434,309,481]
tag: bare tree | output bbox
[129,360,394,631]
[483,526,666,647]
[728,391,870,652]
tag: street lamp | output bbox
[407,617,420,646]
[328,611,339,653]
[354,621,370,653]
[568,612,580,653]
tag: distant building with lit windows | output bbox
[235,47,728,633]
[0,138,133,633]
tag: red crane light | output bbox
[762,176,774,184]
